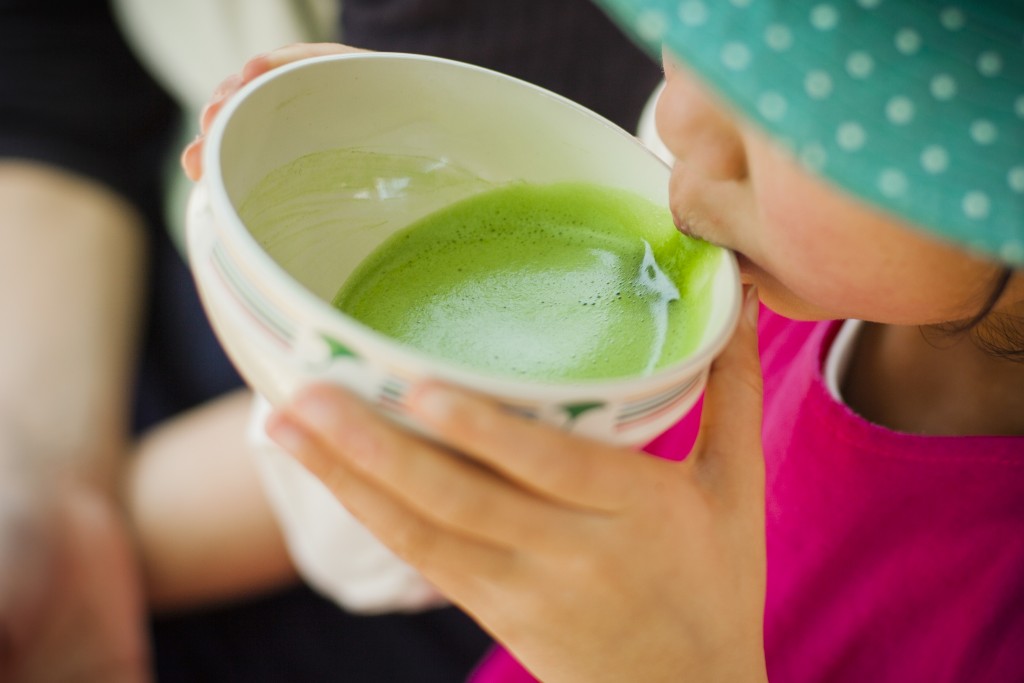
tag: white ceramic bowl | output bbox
[187,53,740,447]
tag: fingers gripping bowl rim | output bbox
[187,52,742,446]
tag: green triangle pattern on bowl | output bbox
[561,400,606,424]
[322,335,359,360]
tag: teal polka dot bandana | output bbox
[593,0,1024,265]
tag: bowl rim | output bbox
[201,51,742,396]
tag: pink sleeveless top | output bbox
[471,309,1024,682]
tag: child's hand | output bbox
[180,43,368,182]
[267,289,767,682]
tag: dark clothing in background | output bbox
[0,0,242,432]
[0,0,659,680]
[342,0,662,132]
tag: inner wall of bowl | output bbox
[704,249,740,349]
[216,55,671,301]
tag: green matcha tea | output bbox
[333,182,716,381]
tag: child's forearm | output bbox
[126,389,298,612]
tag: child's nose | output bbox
[656,62,750,184]
[688,122,748,183]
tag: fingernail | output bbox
[212,73,240,98]
[200,102,215,128]
[180,145,197,179]
[293,390,344,433]
[243,53,268,73]
[411,383,458,423]
[266,412,310,453]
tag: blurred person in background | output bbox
[0,0,662,681]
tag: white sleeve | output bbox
[248,394,447,613]
[111,0,339,111]
[636,80,674,164]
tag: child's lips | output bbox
[671,207,708,242]
[673,215,700,240]
[673,212,729,252]
[673,212,758,282]
[670,199,721,245]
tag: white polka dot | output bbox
[757,92,788,121]
[920,145,949,174]
[1016,95,1024,119]
[678,0,709,26]
[804,70,833,99]
[811,4,840,30]
[930,73,957,100]
[886,96,915,124]
[894,28,922,55]
[940,7,966,31]
[962,191,990,219]
[799,143,828,171]
[976,51,1003,77]
[837,122,867,151]
[1001,241,1024,264]
[846,51,875,79]
[1008,166,1024,193]
[635,10,668,41]
[970,119,998,145]
[857,0,882,8]
[764,23,793,51]
[879,169,909,198]
[721,42,752,70]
